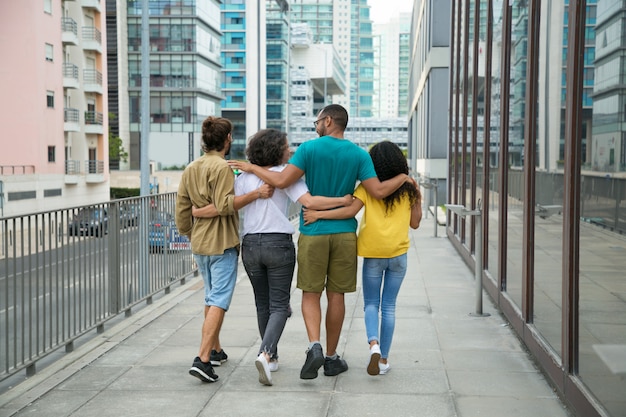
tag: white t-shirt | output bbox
[234,165,308,235]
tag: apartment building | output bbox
[372,13,411,118]
[290,0,374,117]
[123,1,223,168]
[0,0,109,217]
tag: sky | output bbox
[368,0,414,24]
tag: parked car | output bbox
[68,207,109,237]
[148,210,190,253]
[119,203,140,228]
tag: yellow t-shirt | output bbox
[353,184,412,258]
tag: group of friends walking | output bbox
[175,104,422,387]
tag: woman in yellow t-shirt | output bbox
[303,141,421,376]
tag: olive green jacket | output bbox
[175,151,239,255]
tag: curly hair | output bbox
[201,116,232,152]
[246,129,288,166]
[369,141,419,213]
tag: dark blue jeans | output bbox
[242,233,296,359]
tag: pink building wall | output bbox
[0,0,66,175]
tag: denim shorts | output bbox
[193,247,238,311]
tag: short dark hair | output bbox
[320,104,348,130]
[201,116,232,152]
[246,129,288,166]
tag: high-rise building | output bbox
[373,13,411,118]
[290,0,374,117]
[350,0,374,117]
[122,1,223,168]
[591,0,624,171]
[0,0,110,216]
[266,0,291,133]
[407,0,450,203]
[221,1,266,159]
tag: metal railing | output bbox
[0,193,195,381]
[81,26,101,44]
[0,166,35,175]
[84,110,103,125]
[65,160,80,175]
[64,108,79,123]
[61,17,77,35]
[63,62,79,79]
[86,160,104,174]
[83,69,102,86]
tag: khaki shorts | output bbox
[297,233,357,293]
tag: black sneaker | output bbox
[189,356,218,383]
[300,343,324,379]
[210,349,228,366]
[323,355,349,376]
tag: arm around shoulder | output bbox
[228,161,303,189]
[360,173,409,199]
[297,193,353,210]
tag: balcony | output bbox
[84,111,103,134]
[61,17,78,45]
[86,160,105,183]
[83,69,103,94]
[64,160,80,184]
[64,108,80,132]
[82,26,102,53]
[63,63,79,89]
[81,0,101,12]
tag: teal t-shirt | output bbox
[289,136,377,235]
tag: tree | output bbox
[108,113,128,167]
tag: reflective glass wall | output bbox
[445,0,626,416]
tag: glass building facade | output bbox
[443,0,626,415]
[351,0,374,117]
[266,0,290,132]
[290,0,374,117]
[221,0,247,160]
[126,0,223,168]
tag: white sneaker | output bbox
[379,361,391,375]
[367,344,381,376]
[255,353,273,386]
[268,360,279,372]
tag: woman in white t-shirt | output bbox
[193,129,351,386]
[303,141,421,377]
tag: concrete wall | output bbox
[109,170,183,194]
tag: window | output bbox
[44,0,52,13]
[46,91,54,108]
[48,146,55,162]
[45,43,53,61]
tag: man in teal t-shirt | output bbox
[228,104,409,380]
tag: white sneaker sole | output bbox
[189,366,218,383]
[367,352,381,375]
[255,356,273,386]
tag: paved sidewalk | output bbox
[0,216,573,417]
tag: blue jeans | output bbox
[194,247,238,311]
[242,233,295,359]
[362,254,407,359]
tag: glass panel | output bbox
[532,0,566,353]
[579,1,626,415]
[487,0,502,277]
[449,0,459,211]
[463,0,474,247]
[504,2,529,308]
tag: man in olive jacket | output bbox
[175,116,239,383]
